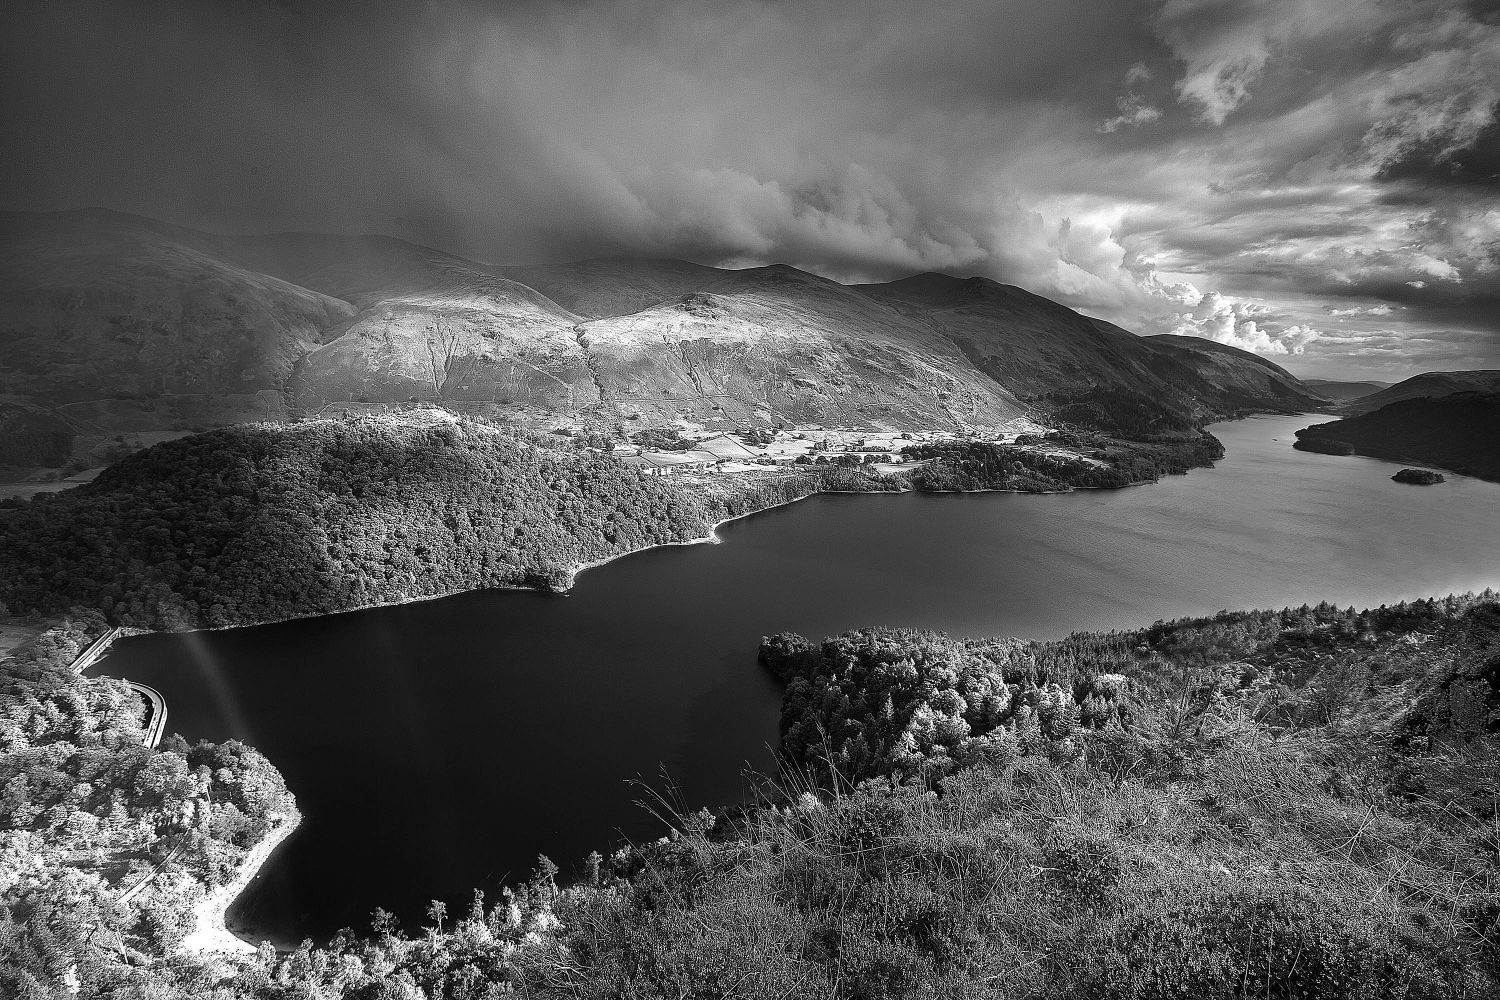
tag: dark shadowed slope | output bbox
[859,274,1161,402]
[1343,370,1500,414]
[861,273,1329,427]
[0,210,354,434]
[1294,391,1500,481]
[1301,377,1391,401]
[1142,334,1330,413]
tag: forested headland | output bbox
[1294,392,1500,482]
[0,412,897,630]
[5,593,1497,998]
[0,411,1222,632]
[908,430,1224,492]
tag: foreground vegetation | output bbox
[0,612,295,997]
[0,411,1222,631]
[3,592,1496,998]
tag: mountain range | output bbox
[0,209,1332,468]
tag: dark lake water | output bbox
[94,415,1500,946]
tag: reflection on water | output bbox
[95,415,1500,945]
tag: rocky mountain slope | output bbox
[2,210,1332,465]
[1343,370,1500,414]
[168,228,602,421]
[569,266,1028,428]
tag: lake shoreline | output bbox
[182,809,301,955]
[563,477,1153,581]
[102,467,1200,644]
[94,412,1500,947]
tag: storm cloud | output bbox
[2,0,1497,379]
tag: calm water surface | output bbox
[95,415,1500,945]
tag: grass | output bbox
[529,716,1497,998]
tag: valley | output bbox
[3,211,1496,999]
[7,1,1499,995]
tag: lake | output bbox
[94,414,1500,946]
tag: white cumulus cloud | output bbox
[1164,290,1322,354]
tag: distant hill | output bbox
[502,257,726,319]
[1343,370,1500,414]
[1293,391,1500,481]
[1,210,1332,461]
[861,274,1328,429]
[0,210,353,439]
[1141,335,1329,414]
[1301,377,1390,401]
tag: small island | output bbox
[1392,468,1445,485]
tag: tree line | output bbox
[0,415,901,630]
[761,592,1500,785]
[907,431,1224,492]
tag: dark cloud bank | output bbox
[3,0,1497,380]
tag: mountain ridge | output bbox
[1301,377,1392,401]
[1342,369,1500,414]
[1,209,1330,471]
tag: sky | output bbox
[2,0,1498,381]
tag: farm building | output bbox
[627,450,720,475]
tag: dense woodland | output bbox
[762,594,1500,784]
[0,612,295,997]
[1042,386,1201,437]
[3,594,1496,998]
[0,413,900,630]
[0,412,1219,631]
[908,431,1224,492]
[0,414,722,628]
[1294,392,1500,481]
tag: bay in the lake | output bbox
[94,414,1500,946]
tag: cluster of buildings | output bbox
[617,431,917,476]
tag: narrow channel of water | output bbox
[95,415,1500,945]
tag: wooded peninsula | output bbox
[0,411,1222,631]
